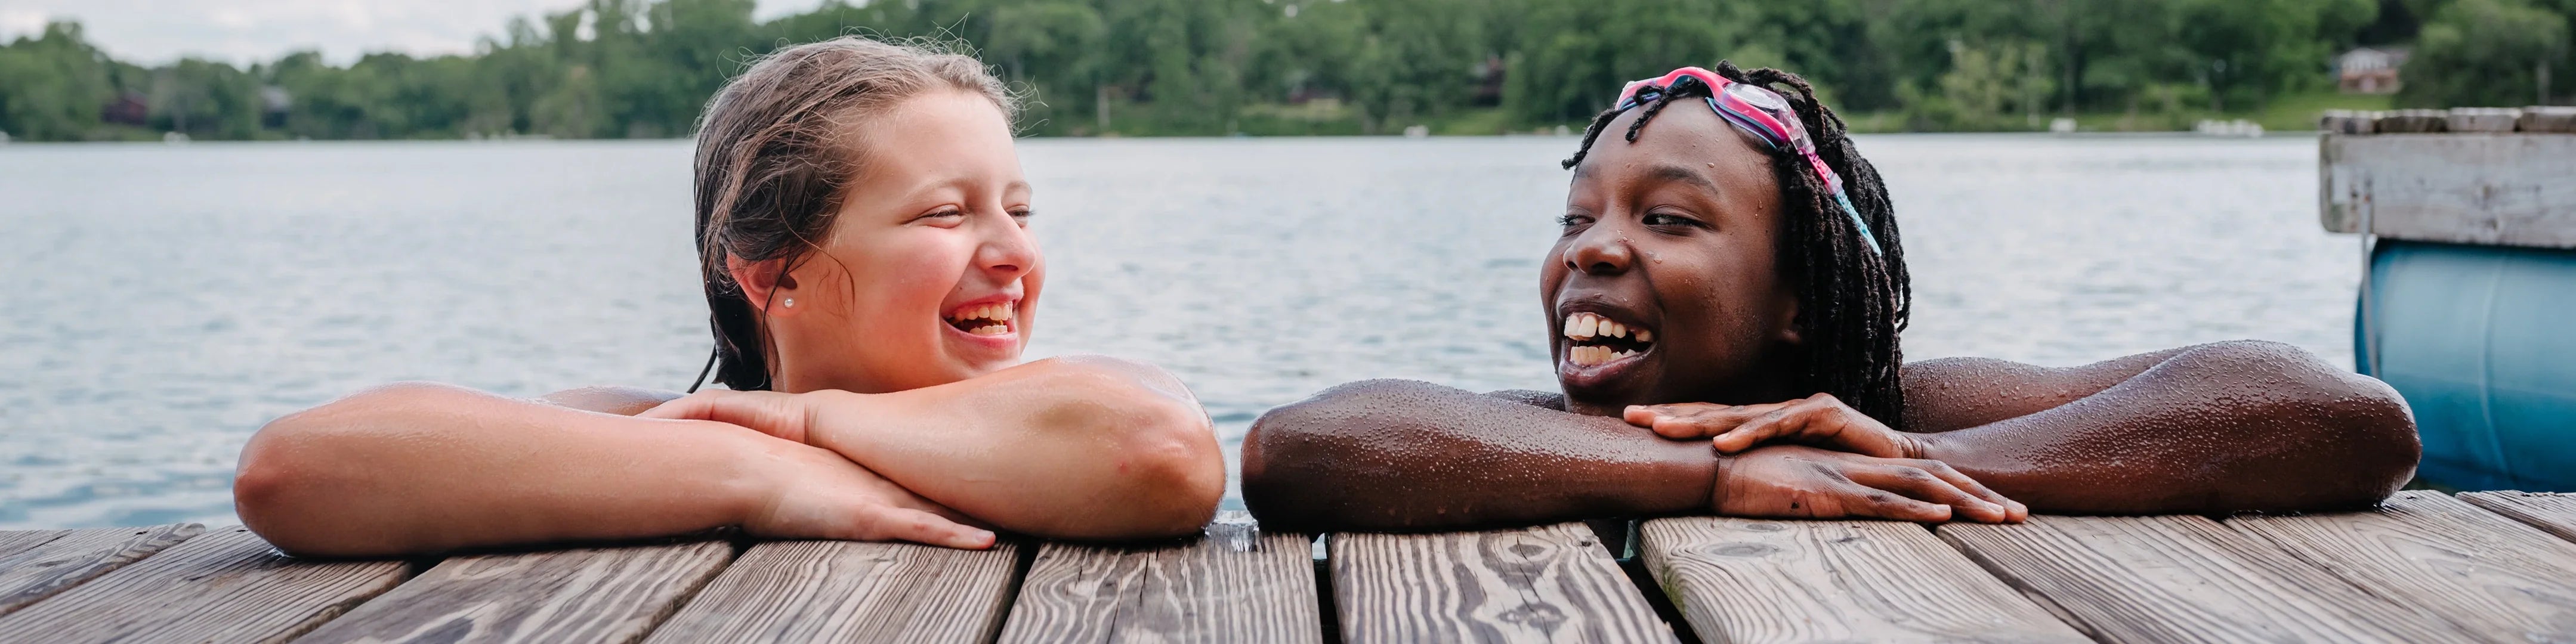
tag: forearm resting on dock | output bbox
[1239,379,1715,532]
[234,357,1227,557]
[1901,340,2423,514]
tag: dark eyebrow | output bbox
[1648,163,1721,193]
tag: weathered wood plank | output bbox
[641,540,1023,643]
[0,531,68,559]
[2319,133,2576,249]
[0,525,409,643]
[1332,522,1675,643]
[0,524,203,617]
[1939,515,2470,643]
[1639,517,2086,643]
[295,540,732,643]
[2231,491,2576,642]
[2460,490,2576,543]
[998,534,1320,643]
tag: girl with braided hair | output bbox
[1242,62,2420,532]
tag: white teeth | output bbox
[969,323,1009,336]
[1637,329,1652,343]
[1576,315,1599,338]
[950,301,1020,323]
[1608,321,1627,339]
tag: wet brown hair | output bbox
[691,36,1018,391]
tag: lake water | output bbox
[0,135,2360,529]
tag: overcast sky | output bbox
[0,0,819,65]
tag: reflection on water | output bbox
[0,135,2355,528]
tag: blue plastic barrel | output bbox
[2357,240,2576,491]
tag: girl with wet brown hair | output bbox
[1241,61,2420,532]
[233,37,1225,558]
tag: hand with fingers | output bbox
[642,389,997,549]
[1713,445,2026,523]
[1626,393,1928,459]
[743,438,999,549]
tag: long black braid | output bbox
[1561,61,1913,427]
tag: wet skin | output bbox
[1240,106,2421,532]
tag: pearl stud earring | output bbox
[783,298,795,308]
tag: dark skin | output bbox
[1239,105,2421,533]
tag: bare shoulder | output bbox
[538,386,686,416]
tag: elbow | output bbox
[234,382,459,557]
[1046,358,1227,539]
[2179,341,2422,506]
[1238,379,1422,532]
[1120,398,1227,538]
[2316,373,2421,504]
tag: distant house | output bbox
[2339,47,2408,94]
[101,92,148,126]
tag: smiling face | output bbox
[1547,105,1803,416]
[746,89,1042,394]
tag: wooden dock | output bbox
[0,490,2571,642]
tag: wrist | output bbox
[1707,450,1736,514]
[715,422,793,529]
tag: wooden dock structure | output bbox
[0,490,2571,642]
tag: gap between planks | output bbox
[644,539,1026,643]
[1639,516,2086,643]
[296,538,734,643]
[0,525,410,644]
[2231,490,2576,643]
[2459,490,2576,543]
[999,532,1321,643]
[0,523,203,618]
[1332,522,1676,643]
[1938,514,2473,644]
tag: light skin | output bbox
[236,89,1225,558]
[1240,103,2419,532]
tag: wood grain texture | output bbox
[998,534,1320,643]
[295,540,732,643]
[1639,517,2085,643]
[1332,522,1675,643]
[2319,133,2576,249]
[0,531,69,559]
[0,523,203,617]
[2460,490,2576,543]
[0,525,409,643]
[1939,515,2471,644]
[2232,491,2576,642]
[641,540,1023,644]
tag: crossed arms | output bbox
[1241,340,2421,532]
[234,355,1225,557]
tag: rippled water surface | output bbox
[0,135,2358,528]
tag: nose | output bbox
[1562,222,1633,276]
[976,212,1039,283]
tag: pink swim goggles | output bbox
[1614,67,1881,255]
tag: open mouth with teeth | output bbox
[1562,311,1654,367]
[945,301,1017,336]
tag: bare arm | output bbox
[236,357,1224,556]
[234,382,965,557]
[1238,379,2014,532]
[1905,340,2419,513]
[647,355,1227,540]
[1240,379,1712,532]
[1634,340,2420,515]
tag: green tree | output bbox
[0,22,112,140]
[2401,0,2569,106]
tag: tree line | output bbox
[1,0,2568,141]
